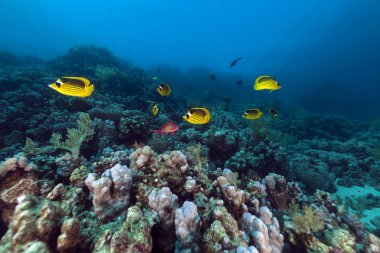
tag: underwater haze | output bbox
[1,0,380,119]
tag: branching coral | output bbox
[23,112,94,158]
[290,204,324,234]
[23,137,55,155]
[51,112,94,157]
[187,143,209,170]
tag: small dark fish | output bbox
[209,73,216,80]
[222,97,231,103]
[235,80,243,86]
[230,57,242,67]
[186,85,193,90]
[269,107,278,118]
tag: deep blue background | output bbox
[1,0,379,119]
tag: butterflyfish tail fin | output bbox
[88,84,94,93]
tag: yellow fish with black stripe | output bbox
[156,83,171,96]
[152,103,159,116]
[183,108,211,124]
[242,109,262,120]
[49,77,94,97]
[254,75,281,93]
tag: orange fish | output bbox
[152,121,179,138]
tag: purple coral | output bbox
[217,175,247,218]
[148,187,179,252]
[264,173,288,210]
[0,153,36,176]
[148,187,179,229]
[130,146,156,169]
[242,207,284,253]
[175,201,201,253]
[85,163,132,221]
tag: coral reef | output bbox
[118,110,153,143]
[225,139,288,176]
[175,201,201,253]
[57,217,82,252]
[85,163,132,222]
[242,207,284,253]
[94,205,155,253]
[0,195,64,253]
[1,46,380,253]
[148,187,178,252]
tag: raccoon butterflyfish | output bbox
[254,75,281,93]
[242,109,263,120]
[183,108,211,124]
[230,57,242,67]
[152,103,159,116]
[156,83,171,96]
[269,107,278,118]
[209,73,216,80]
[49,77,94,97]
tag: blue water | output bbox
[1,0,380,119]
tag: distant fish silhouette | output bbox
[209,73,216,80]
[222,97,231,103]
[230,57,242,67]
[269,107,278,118]
[235,80,243,86]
